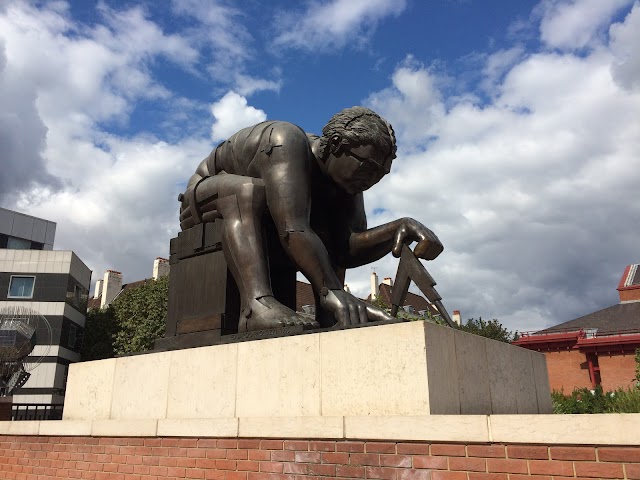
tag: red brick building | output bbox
[514,263,640,392]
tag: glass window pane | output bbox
[7,237,32,249]
[8,276,35,298]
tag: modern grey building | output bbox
[0,207,56,251]
[0,208,91,416]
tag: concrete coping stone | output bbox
[1,414,640,445]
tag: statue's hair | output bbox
[321,106,396,158]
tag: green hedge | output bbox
[552,385,640,413]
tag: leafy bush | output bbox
[112,275,169,355]
[552,385,640,414]
[81,305,118,361]
[81,275,168,359]
[609,387,640,413]
[459,317,518,343]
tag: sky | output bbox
[1,0,639,333]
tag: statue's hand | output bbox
[319,289,392,327]
[392,217,443,260]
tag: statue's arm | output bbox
[260,125,343,293]
[345,194,444,267]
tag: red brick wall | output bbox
[618,288,640,302]
[1,435,639,480]
[544,350,592,392]
[599,353,638,391]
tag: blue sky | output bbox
[1,0,639,332]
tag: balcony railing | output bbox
[11,403,63,421]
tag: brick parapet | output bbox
[1,436,639,480]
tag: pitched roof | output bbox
[87,296,101,310]
[539,301,640,335]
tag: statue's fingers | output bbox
[413,240,430,258]
[392,227,407,258]
[358,304,368,324]
[348,303,358,326]
[365,304,393,322]
[335,304,350,327]
[425,241,444,260]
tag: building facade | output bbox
[514,263,640,392]
[0,208,91,415]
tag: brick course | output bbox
[0,436,637,480]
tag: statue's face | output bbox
[326,144,394,195]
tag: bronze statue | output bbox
[178,107,443,332]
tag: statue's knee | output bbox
[237,181,266,210]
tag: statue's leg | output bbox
[193,174,313,332]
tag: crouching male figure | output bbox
[179,106,443,332]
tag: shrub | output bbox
[552,385,640,414]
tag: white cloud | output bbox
[210,91,267,142]
[609,1,640,90]
[481,47,526,94]
[0,2,211,281]
[234,74,282,97]
[273,0,407,51]
[367,57,445,147]
[353,5,640,332]
[170,0,280,95]
[537,0,633,50]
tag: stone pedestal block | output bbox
[64,321,552,420]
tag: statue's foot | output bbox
[239,296,319,332]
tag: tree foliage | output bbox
[112,275,169,355]
[80,276,169,360]
[458,317,518,343]
[81,305,118,361]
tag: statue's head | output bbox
[321,107,397,195]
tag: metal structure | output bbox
[390,245,455,327]
[0,306,52,396]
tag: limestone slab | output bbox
[485,338,519,414]
[110,351,172,419]
[454,330,492,414]
[39,420,91,436]
[0,420,39,435]
[167,343,238,418]
[321,322,430,416]
[63,358,117,420]
[62,321,552,421]
[158,418,238,437]
[92,419,158,437]
[489,414,640,445]
[531,351,553,414]
[236,334,320,417]
[509,347,539,413]
[344,415,490,442]
[239,416,343,439]
[424,323,460,414]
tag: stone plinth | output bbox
[63,321,552,420]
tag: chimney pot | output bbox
[153,257,171,280]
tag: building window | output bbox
[68,324,78,349]
[7,236,31,250]
[8,276,35,299]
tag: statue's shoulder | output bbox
[232,120,306,143]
